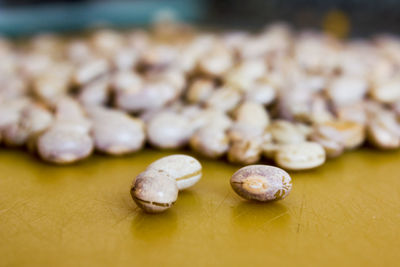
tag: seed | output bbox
[131,169,178,213]
[228,137,263,165]
[186,78,215,104]
[198,46,233,76]
[32,63,72,103]
[147,111,192,149]
[313,120,365,150]
[275,141,326,170]
[37,128,93,164]
[115,78,178,113]
[366,108,400,149]
[147,154,202,190]
[371,78,400,104]
[336,102,367,125]
[73,58,109,86]
[327,76,368,107]
[230,165,292,202]
[205,86,242,112]
[78,75,110,106]
[86,106,145,155]
[190,126,229,158]
[234,101,270,131]
[224,59,266,91]
[190,108,233,131]
[3,103,53,147]
[268,120,307,144]
[244,81,276,106]
[37,97,93,164]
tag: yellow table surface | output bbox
[1,147,400,267]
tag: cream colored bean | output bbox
[224,59,266,91]
[131,169,178,213]
[366,107,400,149]
[371,78,400,104]
[269,120,307,144]
[311,133,344,158]
[190,108,233,131]
[0,75,28,101]
[198,46,233,76]
[33,63,72,103]
[78,76,110,106]
[275,141,326,170]
[186,78,215,104]
[0,98,30,133]
[244,81,276,105]
[230,165,292,202]
[87,106,145,155]
[37,98,93,164]
[147,111,192,149]
[336,103,367,125]
[140,45,178,70]
[206,87,242,112]
[228,135,263,165]
[313,120,365,150]
[327,76,368,107]
[234,101,270,130]
[113,48,139,70]
[146,154,202,190]
[3,103,53,147]
[190,126,229,158]
[37,128,93,164]
[90,29,124,58]
[73,58,109,86]
[114,76,178,113]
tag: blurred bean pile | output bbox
[1,22,400,169]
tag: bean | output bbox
[366,106,400,149]
[312,120,365,150]
[206,87,242,112]
[228,136,263,165]
[275,141,326,170]
[244,81,276,106]
[186,78,215,104]
[78,75,110,106]
[37,98,93,164]
[114,77,179,113]
[371,78,400,104]
[147,111,192,149]
[224,59,266,91]
[190,126,229,158]
[73,58,109,86]
[327,76,368,107]
[131,169,178,213]
[230,165,292,202]
[87,106,145,155]
[3,103,53,147]
[198,46,233,76]
[269,120,307,144]
[147,154,202,190]
[234,101,270,131]
[37,128,93,164]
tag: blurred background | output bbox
[1,0,400,37]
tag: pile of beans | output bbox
[1,22,400,170]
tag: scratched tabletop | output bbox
[0,147,399,267]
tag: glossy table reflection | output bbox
[1,147,400,266]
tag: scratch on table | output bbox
[297,193,306,234]
[214,192,230,214]
[258,211,289,231]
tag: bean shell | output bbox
[275,141,326,170]
[131,169,178,213]
[147,154,202,190]
[230,165,292,202]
